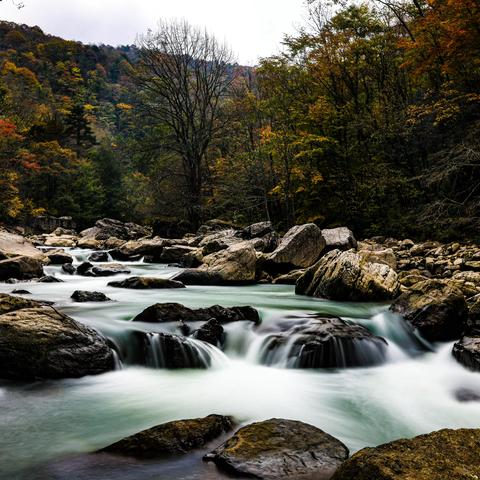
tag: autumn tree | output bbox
[135,19,235,228]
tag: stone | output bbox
[43,235,77,248]
[45,249,73,265]
[0,229,45,260]
[71,291,111,302]
[0,293,43,315]
[331,428,480,480]
[100,415,234,458]
[88,251,109,262]
[241,221,273,239]
[358,247,397,270]
[272,269,306,285]
[453,333,480,371]
[322,227,357,251]
[296,250,399,301]
[259,317,387,368]
[37,275,63,283]
[91,264,131,277]
[62,263,76,275]
[204,418,349,480]
[80,218,151,242]
[133,303,260,325]
[0,255,44,281]
[267,224,326,270]
[192,319,225,347]
[108,277,185,289]
[28,215,76,234]
[390,279,468,341]
[0,304,114,379]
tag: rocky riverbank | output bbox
[1,217,480,478]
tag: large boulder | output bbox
[100,415,234,458]
[259,317,387,368]
[0,302,114,379]
[133,303,260,325]
[390,279,468,341]
[80,218,150,242]
[108,277,185,289]
[0,229,45,260]
[0,255,44,281]
[322,227,357,251]
[267,224,326,270]
[204,418,349,479]
[174,242,257,285]
[0,293,43,315]
[453,332,480,371]
[296,250,400,302]
[331,428,480,480]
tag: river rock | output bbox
[159,245,202,265]
[192,319,225,347]
[260,317,387,368]
[91,264,131,277]
[0,304,114,379]
[296,250,399,301]
[0,293,43,314]
[452,332,480,371]
[37,275,63,283]
[71,291,112,302]
[204,418,349,479]
[88,251,109,262]
[267,224,326,270]
[133,303,260,325]
[100,415,234,458]
[358,247,397,270]
[43,235,77,248]
[272,269,306,285]
[80,218,150,242]
[331,428,480,480]
[322,227,357,251]
[0,229,45,260]
[108,277,185,289]
[0,255,44,281]
[390,279,468,341]
[62,263,76,274]
[241,221,273,239]
[45,249,73,265]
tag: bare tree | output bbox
[135,19,235,228]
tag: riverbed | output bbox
[1,248,480,479]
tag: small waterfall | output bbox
[111,349,123,370]
[144,332,228,369]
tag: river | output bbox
[1,248,479,479]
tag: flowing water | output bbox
[1,248,480,479]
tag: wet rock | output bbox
[88,251,109,262]
[0,255,44,281]
[322,227,357,251]
[204,418,349,479]
[390,279,468,341]
[159,245,201,265]
[272,269,306,285]
[100,415,234,458]
[45,249,74,265]
[455,387,480,402]
[0,304,114,379]
[267,224,326,270]
[108,277,185,289]
[133,303,260,325]
[296,250,399,301]
[62,263,76,275]
[453,333,480,371]
[260,317,387,368]
[331,428,480,480]
[71,291,111,302]
[11,289,31,295]
[91,264,131,277]
[37,275,63,283]
[192,319,225,347]
[77,261,93,275]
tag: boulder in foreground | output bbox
[0,255,44,281]
[331,428,480,480]
[108,277,185,289]
[296,250,399,301]
[0,301,114,379]
[204,418,349,479]
[100,414,234,458]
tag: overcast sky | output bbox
[0,0,307,64]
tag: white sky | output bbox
[0,0,307,64]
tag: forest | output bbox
[0,0,479,241]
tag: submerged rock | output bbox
[331,428,480,480]
[0,303,114,379]
[108,277,185,289]
[267,223,326,270]
[390,279,468,341]
[204,418,349,479]
[133,303,260,325]
[296,249,399,301]
[259,317,387,368]
[71,291,111,302]
[100,415,234,458]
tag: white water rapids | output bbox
[0,248,479,479]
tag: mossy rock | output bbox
[100,414,234,458]
[332,428,480,480]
